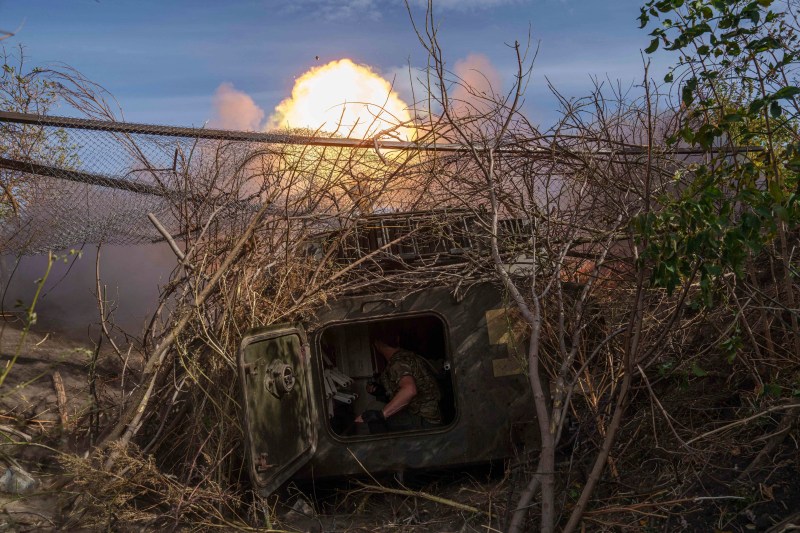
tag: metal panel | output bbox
[238,324,316,494]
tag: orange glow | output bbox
[268,59,414,140]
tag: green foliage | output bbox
[720,327,743,363]
[762,382,783,397]
[637,0,799,304]
[690,361,709,377]
[0,251,57,389]
[0,45,81,218]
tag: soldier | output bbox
[355,332,443,432]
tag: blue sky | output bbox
[0,0,669,128]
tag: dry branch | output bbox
[354,481,487,515]
[52,371,69,429]
[100,194,277,468]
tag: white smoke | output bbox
[1,244,176,340]
[452,53,503,115]
[209,82,265,131]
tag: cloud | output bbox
[286,0,382,21]
[209,82,265,131]
[284,0,520,21]
[408,0,523,11]
[381,65,423,109]
[379,56,505,120]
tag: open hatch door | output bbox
[238,324,316,494]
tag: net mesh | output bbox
[0,113,303,255]
[0,112,526,258]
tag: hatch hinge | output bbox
[255,452,271,472]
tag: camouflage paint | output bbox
[238,326,318,494]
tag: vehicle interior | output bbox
[318,314,456,437]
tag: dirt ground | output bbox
[0,316,125,531]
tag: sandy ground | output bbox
[0,316,123,531]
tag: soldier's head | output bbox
[372,328,400,359]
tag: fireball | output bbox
[268,59,415,141]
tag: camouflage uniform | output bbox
[380,349,442,425]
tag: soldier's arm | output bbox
[381,375,417,418]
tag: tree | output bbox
[409,1,800,531]
[635,0,800,500]
[640,0,799,307]
[407,5,678,531]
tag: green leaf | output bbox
[769,180,784,203]
[655,0,674,13]
[743,4,761,24]
[772,204,789,221]
[690,362,708,377]
[772,86,800,100]
[682,86,694,107]
[748,98,765,114]
[763,383,782,397]
[770,100,782,118]
[786,156,800,172]
[657,359,675,377]
[747,36,781,52]
[726,41,741,55]
[645,37,660,53]
[694,123,720,148]
[682,77,698,107]
[720,113,743,125]
[639,8,650,28]
[664,71,674,83]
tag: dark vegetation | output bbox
[1,0,799,531]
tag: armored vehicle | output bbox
[237,210,537,495]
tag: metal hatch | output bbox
[238,324,316,494]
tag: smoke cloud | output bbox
[381,65,420,112]
[210,82,265,131]
[1,244,176,341]
[451,53,503,115]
